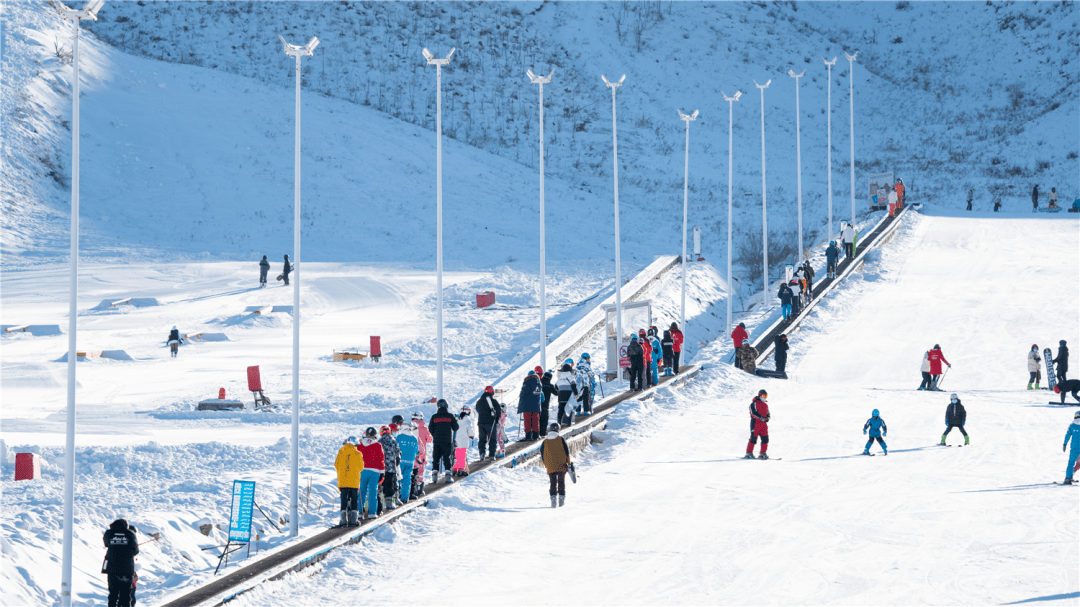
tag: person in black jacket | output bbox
[660,331,675,377]
[774,334,789,375]
[1031,184,1040,212]
[103,518,139,607]
[540,371,559,436]
[259,255,270,288]
[427,400,459,480]
[166,326,182,358]
[282,254,292,286]
[801,260,815,297]
[517,372,543,440]
[1054,379,1080,405]
[778,282,794,320]
[474,386,502,462]
[966,188,974,211]
[627,336,645,391]
[825,241,841,279]
[940,393,969,446]
[1053,340,1069,384]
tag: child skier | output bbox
[357,428,384,520]
[555,363,579,425]
[576,354,594,415]
[638,330,654,388]
[1063,411,1080,484]
[411,412,431,497]
[334,436,363,527]
[744,389,771,460]
[539,371,558,437]
[540,423,572,508]
[648,331,662,384]
[1027,344,1042,390]
[394,421,419,503]
[940,393,969,446]
[378,425,402,510]
[428,400,458,484]
[661,330,675,376]
[453,406,475,477]
[862,409,888,455]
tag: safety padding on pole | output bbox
[15,453,41,481]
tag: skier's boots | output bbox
[550,496,558,508]
[558,494,565,507]
[862,449,871,456]
[339,511,348,527]
[348,510,359,527]
[1035,383,1040,389]
[1027,383,1033,390]
[964,435,970,446]
[432,470,440,484]
[743,453,756,459]
[758,453,769,460]
[940,435,947,445]
[444,472,454,484]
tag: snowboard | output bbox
[568,463,577,484]
[1048,401,1074,406]
[1043,348,1058,392]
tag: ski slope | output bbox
[235,211,1079,607]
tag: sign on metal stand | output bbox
[216,480,255,574]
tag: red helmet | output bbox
[534,366,544,376]
[1032,344,1038,349]
[484,385,494,394]
[379,425,390,435]
[1054,385,1061,394]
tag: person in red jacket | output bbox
[744,389,771,460]
[731,323,748,367]
[927,344,951,391]
[357,427,385,520]
[894,179,905,209]
[670,322,684,373]
[638,329,654,387]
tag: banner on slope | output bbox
[228,480,256,543]
[868,172,894,211]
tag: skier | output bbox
[918,350,933,390]
[627,335,645,391]
[1054,380,1080,405]
[258,255,270,287]
[778,281,794,320]
[940,393,969,446]
[576,355,594,414]
[103,519,139,607]
[334,436,363,527]
[801,260,815,296]
[825,241,841,279]
[789,279,803,317]
[427,400,458,484]
[661,330,675,376]
[556,362,579,425]
[411,412,432,497]
[965,188,974,211]
[648,332,662,385]
[992,191,1002,212]
[357,427,384,520]
[862,409,888,455]
[517,372,542,441]
[894,178,905,208]
[928,344,951,391]
[737,339,759,375]
[452,406,475,477]
[1053,340,1069,384]
[670,322,684,373]
[167,326,183,358]
[540,370,558,437]
[540,423,572,508]
[841,222,856,259]
[1062,411,1080,484]
[1031,184,1039,212]
[731,323,749,366]
[774,334,789,376]
[888,186,899,214]
[282,254,292,286]
[378,425,401,510]
[1027,344,1042,390]
[394,420,419,503]
[638,329,654,389]
[744,389,771,460]
[475,386,502,462]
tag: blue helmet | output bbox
[564,358,574,365]
[581,353,590,360]
[872,409,879,417]
[830,240,836,245]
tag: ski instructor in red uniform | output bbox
[928,344,951,391]
[744,389,771,460]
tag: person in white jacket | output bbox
[918,351,932,390]
[575,358,594,415]
[555,363,579,426]
[452,406,476,477]
[1027,344,1042,390]
[841,223,856,259]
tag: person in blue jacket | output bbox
[394,418,419,502]
[647,331,662,385]
[863,409,888,455]
[778,281,794,320]
[1063,411,1080,484]
[940,393,969,446]
[825,241,841,279]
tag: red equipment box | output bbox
[370,336,381,358]
[476,292,495,308]
[15,453,40,481]
[247,366,262,392]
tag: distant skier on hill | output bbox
[992,191,1002,212]
[1053,340,1069,384]
[801,260,815,296]
[965,188,974,211]
[1054,380,1080,405]
[744,389,771,460]
[282,254,292,286]
[1061,411,1080,485]
[928,345,951,391]
[167,326,183,358]
[940,394,969,446]
[1027,345,1042,390]
[894,178,905,208]
[259,255,270,287]
[862,409,888,455]
[1031,184,1040,212]
[825,241,841,279]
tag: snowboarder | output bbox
[774,334,789,375]
[540,423,572,507]
[627,336,645,391]
[738,339,759,375]
[576,355,594,414]
[1028,344,1042,390]
[1031,184,1040,212]
[103,518,139,607]
[661,330,675,376]
[1054,380,1080,405]
[940,393,969,446]
[928,344,951,391]
[745,389,771,460]
[282,254,292,286]
[411,412,431,497]
[670,322,684,373]
[862,409,888,455]
[638,329,654,388]
[841,222,856,259]
[518,372,543,441]
[1062,411,1080,484]
[778,281,794,320]
[556,362,579,424]
[540,371,558,436]
[731,323,749,366]
[334,436,363,527]
[428,400,459,484]
[475,386,502,462]
[167,326,182,358]
[825,241,841,279]
[357,427,384,520]
[1053,340,1069,384]
[965,188,974,211]
[379,426,402,510]
[394,421,419,503]
[259,255,270,287]
[918,350,933,390]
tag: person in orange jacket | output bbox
[638,329,654,387]
[894,179,905,208]
[334,436,364,527]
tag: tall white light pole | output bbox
[424,47,454,400]
[722,91,741,333]
[57,3,103,604]
[527,68,554,371]
[788,70,805,261]
[846,51,858,228]
[824,57,837,243]
[677,109,698,332]
[755,79,771,308]
[603,74,626,359]
[279,33,318,539]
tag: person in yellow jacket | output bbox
[540,423,572,508]
[335,436,364,527]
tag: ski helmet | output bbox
[412,412,424,420]
[872,409,879,417]
[534,365,544,376]
[1032,344,1038,350]
[365,427,377,437]
[345,436,357,445]
[548,423,560,433]
[1054,386,1061,394]
[581,353,591,360]
[391,415,405,425]
[950,393,958,401]
[437,398,448,407]
[830,241,836,245]
[933,344,940,349]
[172,325,177,330]
[1074,411,1080,419]
[484,385,494,394]
[743,339,750,346]
[758,389,768,397]
[379,425,390,435]
[564,358,574,365]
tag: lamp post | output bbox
[279,34,319,539]
[845,51,858,229]
[788,69,805,261]
[527,68,554,371]
[824,57,837,243]
[677,109,698,332]
[602,74,626,362]
[423,47,454,400]
[755,79,771,309]
[57,2,103,604]
[722,91,741,334]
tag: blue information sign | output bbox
[228,480,256,543]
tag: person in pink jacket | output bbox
[927,344,951,392]
[411,411,432,497]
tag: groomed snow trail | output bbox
[244,212,1079,606]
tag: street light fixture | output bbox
[823,57,837,243]
[279,32,318,539]
[423,46,454,400]
[755,79,771,309]
[602,74,626,362]
[845,51,858,230]
[788,69,805,261]
[677,109,699,333]
[722,90,741,334]
[527,68,554,371]
[57,2,103,603]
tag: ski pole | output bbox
[518,414,522,440]
[937,365,950,389]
